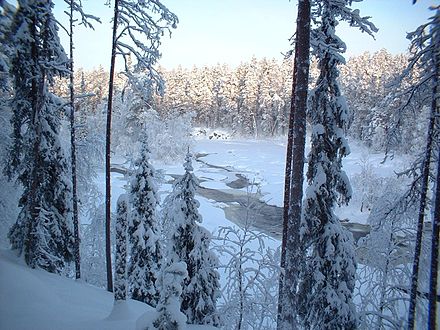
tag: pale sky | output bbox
[51,0,438,70]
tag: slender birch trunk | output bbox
[68,0,81,280]
[105,0,120,293]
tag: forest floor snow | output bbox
[0,248,217,330]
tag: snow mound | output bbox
[106,300,138,321]
[0,249,217,329]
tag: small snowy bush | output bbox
[148,262,188,330]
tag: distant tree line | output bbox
[52,49,428,155]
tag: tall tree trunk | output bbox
[105,0,120,293]
[278,0,311,328]
[407,77,438,330]
[276,41,298,329]
[69,0,81,280]
[429,143,440,330]
[428,51,439,329]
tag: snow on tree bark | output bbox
[105,0,120,293]
[427,7,440,329]
[114,194,128,301]
[277,19,299,330]
[68,0,81,281]
[278,0,311,328]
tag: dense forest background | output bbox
[52,49,427,156]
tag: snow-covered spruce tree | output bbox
[148,262,188,330]
[115,194,128,301]
[0,1,21,248]
[0,1,13,91]
[297,1,376,329]
[128,138,162,306]
[162,153,221,326]
[104,0,178,292]
[5,0,74,273]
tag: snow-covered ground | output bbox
[0,249,217,330]
[0,137,412,329]
[173,137,409,228]
[105,135,411,272]
[103,137,411,234]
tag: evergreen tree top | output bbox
[137,135,152,163]
[183,151,193,173]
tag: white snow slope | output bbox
[0,248,216,330]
